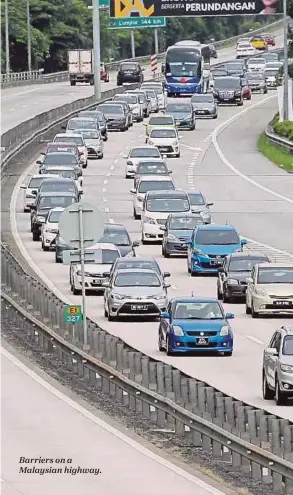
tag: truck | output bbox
[68,50,94,86]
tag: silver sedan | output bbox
[103,268,169,321]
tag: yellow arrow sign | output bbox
[114,0,154,18]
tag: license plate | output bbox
[210,259,222,265]
[131,304,148,311]
[197,110,205,114]
[274,301,291,307]
[160,147,169,152]
[196,337,208,345]
[93,279,103,284]
[175,120,181,124]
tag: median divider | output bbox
[266,118,293,155]
[1,243,293,493]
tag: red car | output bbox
[241,77,252,100]
[263,33,275,46]
[100,63,109,82]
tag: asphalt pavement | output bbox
[1,346,227,495]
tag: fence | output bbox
[266,120,293,155]
[1,242,293,493]
[1,19,284,87]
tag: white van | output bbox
[141,190,191,243]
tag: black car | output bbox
[96,103,128,131]
[161,213,204,258]
[110,99,133,127]
[99,224,140,257]
[191,94,217,119]
[78,110,108,141]
[209,44,218,58]
[117,62,144,85]
[224,62,245,77]
[109,257,170,281]
[165,102,195,130]
[30,192,77,241]
[217,251,270,303]
[213,76,243,106]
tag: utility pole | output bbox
[283,0,289,120]
[27,0,32,73]
[154,28,159,55]
[131,30,135,58]
[92,0,101,100]
[4,0,10,76]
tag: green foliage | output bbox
[273,120,293,142]
[0,2,275,73]
[257,133,293,173]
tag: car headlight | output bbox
[219,325,230,336]
[255,287,267,296]
[148,140,154,145]
[201,210,210,217]
[144,216,156,225]
[192,249,205,256]
[137,195,143,202]
[280,364,293,373]
[153,294,166,300]
[172,140,179,146]
[127,161,133,166]
[36,216,45,222]
[235,90,241,96]
[227,278,239,285]
[76,270,82,276]
[111,292,125,300]
[172,325,184,336]
[45,228,57,233]
[167,233,178,241]
[26,194,36,198]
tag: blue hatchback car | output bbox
[187,224,247,275]
[158,297,234,355]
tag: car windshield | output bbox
[229,258,268,272]
[98,105,123,114]
[166,104,191,113]
[264,70,278,76]
[226,64,242,71]
[145,90,156,98]
[149,117,173,126]
[238,43,251,48]
[137,163,167,174]
[46,169,76,179]
[169,62,198,77]
[150,129,177,138]
[114,271,161,287]
[212,70,227,77]
[188,193,205,205]
[195,229,239,245]
[146,198,190,212]
[169,216,202,230]
[93,249,119,264]
[257,267,293,284]
[130,148,160,158]
[264,54,278,60]
[40,179,76,191]
[80,130,100,139]
[247,73,264,80]
[115,95,137,104]
[121,63,137,70]
[214,79,240,89]
[191,95,214,103]
[48,210,63,223]
[47,145,75,154]
[174,301,223,320]
[114,260,159,274]
[100,231,130,246]
[43,154,78,165]
[39,196,75,209]
[282,336,293,355]
[138,181,174,193]
[28,177,44,188]
[55,136,84,146]
[68,120,96,130]
[145,86,163,95]
[248,59,265,65]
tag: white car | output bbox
[141,88,159,113]
[76,129,104,159]
[69,243,121,295]
[141,190,191,243]
[20,174,56,212]
[131,175,175,220]
[124,146,162,178]
[247,57,266,72]
[147,127,181,158]
[113,93,143,122]
[41,207,64,251]
[141,82,167,110]
[38,165,83,191]
[246,263,293,318]
[53,133,88,168]
[236,42,257,59]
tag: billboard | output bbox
[109,0,282,18]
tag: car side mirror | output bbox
[130,189,136,194]
[31,190,38,196]
[246,277,253,283]
[163,271,171,277]
[123,154,128,158]
[266,347,278,356]
[102,272,110,278]
[36,160,43,165]
[142,67,145,71]
[225,312,234,319]
[164,283,171,289]
[159,226,166,231]
[132,241,140,247]
[186,240,192,245]
[160,311,170,318]
[218,267,224,273]
[168,170,172,174]
[102,281,110,287]
[61,124,66,130]
[40,151,45,155]
[191,208,201,214]
[241,238,248,245]
[20,184,27,189]
[207,202,213,206]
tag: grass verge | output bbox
[257,133,293,173]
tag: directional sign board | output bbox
[58,202,105,249]
[108,17,166,29]
[64,305,83,324]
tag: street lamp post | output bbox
[4,0,10,76]
[283,0,289,121]
[27,0,32,73]
[92,0,101,100]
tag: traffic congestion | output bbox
[18,36,293,407]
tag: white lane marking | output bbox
[21,105,28,108]
[109,218,115,224]
[102,188,107,193]
[110,166,115,171]
[106,172,111,177]
[9,108,16,112]
[1,347,225,495]
[104,207,110,212]
[114,159,119,164]
[246,237,293,261]
[212,95,293,206]
[103,198,108,202]
[171,285,178,290]
[181,144,203,152]
[246,335,265,345]
[2,87,42,98]
[103,179,108,185]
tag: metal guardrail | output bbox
[1,19,284,87]
[1,242,293,493]
[266,120,293,155]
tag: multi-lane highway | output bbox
[10,31,293,423]
[2,346,227,495]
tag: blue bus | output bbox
[164,41,210,96]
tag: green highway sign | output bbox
[108,17,166,29]
[64,305,83,324]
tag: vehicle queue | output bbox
[20,45,293,406]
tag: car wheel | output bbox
[247,95,251,100]
[104,304,108,317]
[275,377,287,405]
[162,247,170,258]
[262,370,274,400]
[212,115,218,119]
[42,242,49,251]
[55,254,61,263]
[238,100,244,106]
[32,231,40,241]
[187,261,191,273]
[222,291,230,303]
[190,269,197,277]
[117,81,122,86]
[245,302,251,314]
[175,152,180,158]
[70,80,76,86]
[72,286,81,296]
[223,351,232,356]
[108,312,116,321]
[166,336,173,356]
[133,208,140,220]
[217,284,223,300]
[251,302,259,318]
[103,135,108,142]
[82,162,88,169]
[158,332,164,352]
